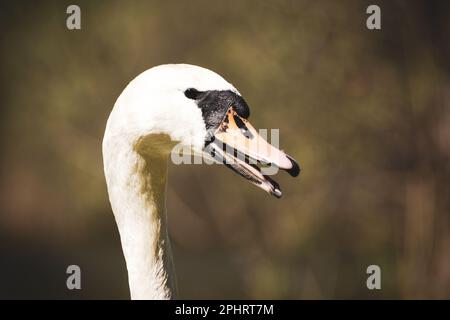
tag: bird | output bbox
[102,64,300,299]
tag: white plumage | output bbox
[103,64,299,299]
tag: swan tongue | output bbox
[204,107,300,198]
[205,142,283,198]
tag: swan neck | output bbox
[103,139,176,299]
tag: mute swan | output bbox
[102,64,300,299]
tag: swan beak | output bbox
[204,108,300,198]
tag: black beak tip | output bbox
[286,155,301,177]
[264,175,282,198]
[272,188,282,198]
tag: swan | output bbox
[102,64,300,299]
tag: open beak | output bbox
[204,107,300,198]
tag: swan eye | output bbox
[184,88,202,100]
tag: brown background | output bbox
[0,0,449,299]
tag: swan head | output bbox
[105,64,300,197]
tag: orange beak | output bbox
[204,107,300,198]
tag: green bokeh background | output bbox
[0,0,449,299]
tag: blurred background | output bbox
[0,0,449,299]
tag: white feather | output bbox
[102,64,237,299]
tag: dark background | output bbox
[0,0,449,299]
